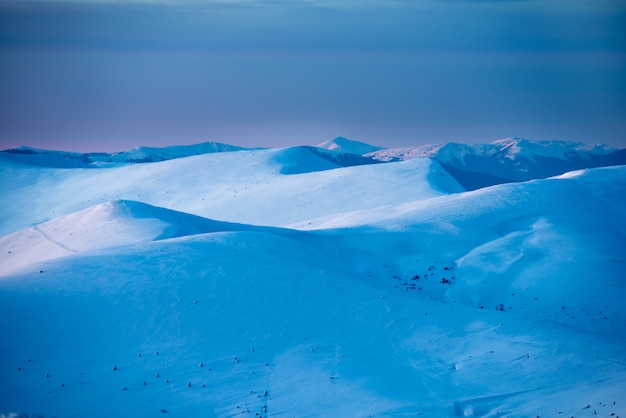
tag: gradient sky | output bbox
[1,0,625,152]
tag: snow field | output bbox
[0,147,461,237]
[1,142,625,417]
[2,229,624,417]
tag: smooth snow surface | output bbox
[1,142,625,418]
[0,147,461,236]
[0,200,276,277]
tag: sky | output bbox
[0,0,625,152]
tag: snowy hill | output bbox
[98,142,250,164]
[0,200,279,277]
[0,146,462,236]
[1,139,625,417]
[290,165,626,332]
[269,146,381,174]
[0,146,97,168]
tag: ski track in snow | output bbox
[32,225,79,254]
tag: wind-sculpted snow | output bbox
[0,140,625,417]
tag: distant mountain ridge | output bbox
[364,137,626,189]
[3,136,625,190]
[1,141,251,167]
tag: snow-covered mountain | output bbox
[317,136,384,155]
[1,141,250,167]
[4,137,624,190]
[366,137,626,189]
[1,138,625,417]
[365,143,443,161]
[100,142,251,164]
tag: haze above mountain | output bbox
[1,137,624,417]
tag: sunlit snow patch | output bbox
[0,200,259,277]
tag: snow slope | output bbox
[0,199,280,277]
[95,142,251,164]
[290,165,626,332]
[0,141,625,417]
[3,230,623,417]
[0,146,462,236]
[366,138,626,189]
[317,136,385,155]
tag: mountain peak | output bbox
[316,137,385,155]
